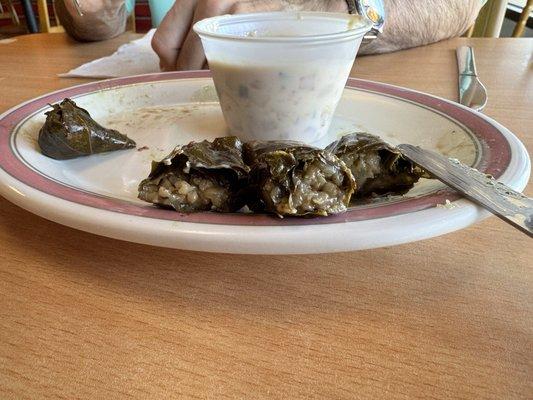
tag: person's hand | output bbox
[152,0,348,71]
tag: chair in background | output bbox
[466,0,532,37]
[0,0,20,26]
[512,0,532,36]
[37,0,64,33]
[127,10,136,33]
[470,0,509,37]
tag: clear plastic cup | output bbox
[194,12,372,144]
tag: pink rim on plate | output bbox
[0,71,511,227]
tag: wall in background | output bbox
[0,0,153,32]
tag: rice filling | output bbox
[139,171,231,212]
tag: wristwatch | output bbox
[345,0,385,41]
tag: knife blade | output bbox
[456,46,487,111]
[398,144,532,237]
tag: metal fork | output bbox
[456,46,487,112]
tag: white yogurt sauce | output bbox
[210,60,353,143]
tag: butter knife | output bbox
[398,144,532,237]
[456,46,487,111]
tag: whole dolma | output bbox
[38,98,136,160]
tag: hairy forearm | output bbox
[276,0,481,53]
[54,0,127,42]
[360,0,482,54]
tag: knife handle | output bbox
[456,46,477,76]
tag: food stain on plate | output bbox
[436,199,457,209]
[189,85,219,102]
[17,119,45,148]
[436,129,476,164]
[105,104,206,129]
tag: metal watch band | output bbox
[346,0,386,42]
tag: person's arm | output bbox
[152,0,483,71]
[360,0,483,54]
[54,0,128,42]
[152,0,348,71]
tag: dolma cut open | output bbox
[38,98,136,160]
[138,137,249,212]
[244,141,355,217]
[326,133,425,198]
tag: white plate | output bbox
[0,71,529,254]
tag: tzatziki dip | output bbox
[210,60,352,142]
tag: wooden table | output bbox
[0,34,531,399]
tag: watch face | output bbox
[357,0,385,33]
